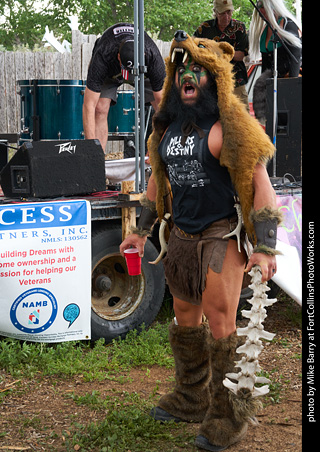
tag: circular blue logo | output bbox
[10,288,58,334]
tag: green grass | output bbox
[0,313,189,451]
[65,391,193,452]
[0,292,301,451]
[0,322,174,380]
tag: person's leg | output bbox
[202,238,246,339]
[151,316,212,423]
[195,332,250,451]
[195,240,260,451]
[151,231,244,425]
[173,296,203,327]
[97,82,118,152]
[151,255,211,423]
[94,97,111,152]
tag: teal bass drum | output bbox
[17,80,86,140]
[107,90,135,136]
[18,81,135,140]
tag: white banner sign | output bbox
[0,200,91,342]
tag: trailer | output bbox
[0,184,165,343]
[0,0,168,343]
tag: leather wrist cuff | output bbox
[131,194,158,237]
[250,206,283,256]
[254,217,277,250]
[137,205,158,231]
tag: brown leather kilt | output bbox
[163,216,240,305]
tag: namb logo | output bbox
[10,288,58,334]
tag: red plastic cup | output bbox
[124,248,141,276]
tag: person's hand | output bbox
[245,252,277,283]
[119,234,148,258]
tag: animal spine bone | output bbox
[223,266,277,398]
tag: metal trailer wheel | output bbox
[91,224,165,342]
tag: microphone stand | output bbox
[133,0,146,193]
[249,0,298,178]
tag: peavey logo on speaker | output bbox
[55,142,76,154]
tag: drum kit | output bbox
[17,80,139,142]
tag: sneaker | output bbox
[195,435,227,451]
[150,406,183,423]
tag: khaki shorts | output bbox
[100,78,155,105]
[163,217,241,305]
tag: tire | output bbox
[91,224,165,342]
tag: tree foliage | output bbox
[0,0,300,50]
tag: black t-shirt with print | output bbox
[86,23,166,93]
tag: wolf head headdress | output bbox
[148,31,275,243]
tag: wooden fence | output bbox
[0,30,171,150]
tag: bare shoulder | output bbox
[208,119,223,159]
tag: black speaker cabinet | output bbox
[266,77,302,178]
[0,139,106,198]
[0,140,8,172]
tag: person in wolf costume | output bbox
[120,30,282,451]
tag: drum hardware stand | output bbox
[17,85,31,138]
[18,90,29,136]
[20,118,29,136]
[144,105,152,141]
[249,0,299,180]
[31,79,40,141]
[133,0,146,193]
[56,80,61,95]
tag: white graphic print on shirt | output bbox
[166,134,210,188]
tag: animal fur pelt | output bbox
[156,322,212,422]
[148,32,275,244]
[252,69,273,122]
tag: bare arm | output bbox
[252,163,277,211]
[145,172,157,201]
[208,120,223,158]
[245,163,278,282]
[208,125,278,282]
[151,89,163,111]
[233,50,245,62]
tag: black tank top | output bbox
[158,117,236,234]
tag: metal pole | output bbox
[139,0,145,190]
[272,45,278,178]
[134,2,140,192]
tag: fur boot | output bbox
[195,332,261,451]
[151,321,211,423]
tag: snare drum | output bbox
[108,91,135,136]
[17,80,86,140]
